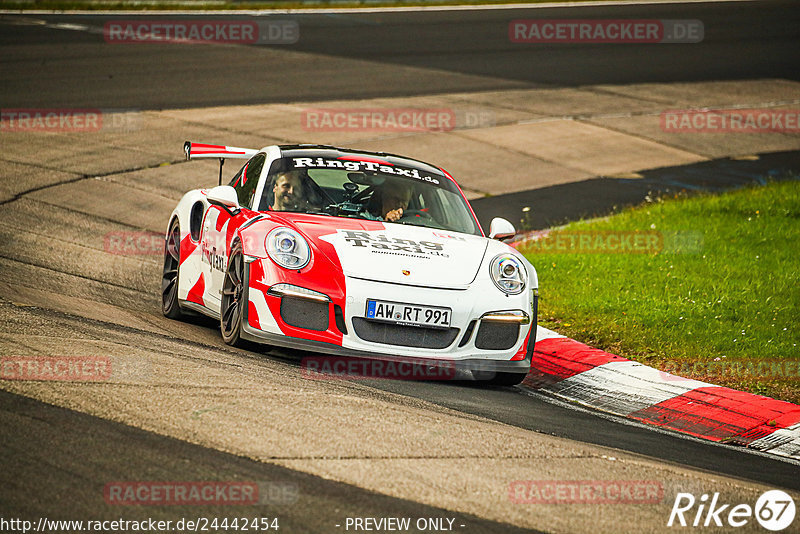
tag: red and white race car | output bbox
[163,142,538,385]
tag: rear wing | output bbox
[184,141,258,160]
[184,141,259,185]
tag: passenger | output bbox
[376,181,412,222]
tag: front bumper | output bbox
[242,264,538,372]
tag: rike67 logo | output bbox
[668,490,796,531]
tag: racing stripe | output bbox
[248,301,261,329]
[187,273,205,306]
[179,234,198,266]
[189,143,248,155]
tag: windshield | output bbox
[258,155,481,236]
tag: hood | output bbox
[283,215,488,289]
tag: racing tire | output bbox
[220,241,248,348]
[161,219,185,320]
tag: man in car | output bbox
[377,180,413,222]
[271,170,309,211]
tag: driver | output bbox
[378,181,412,222]
[271,170,310,211]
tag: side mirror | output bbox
[207,185,241,215]
[489,217,516,241]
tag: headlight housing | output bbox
[266,227,310,270]
[490,254,526,295]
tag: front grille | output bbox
[280,296,329,331]
[352,318,459,349]
[475,321,520,350]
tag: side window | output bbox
[228,162,246,189]
[229,153,265,209]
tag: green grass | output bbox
[522,179,800,404]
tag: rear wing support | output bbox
[183,141,259,186]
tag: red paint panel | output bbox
[247,300,261,329]
[179,234,198,266]
[629,387,800,443]
[246,245,344,346]
[190,143,247,155]
[186,273,205,306]
[226,209,258,256]
[215,209,232,232]
[511,325,534,361]
[248,258,268,293]
[523,337,627,388]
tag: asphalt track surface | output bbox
[472,149,800,230]
[0,1,798,109]
[2,1,800,532]
[0,390,534,533]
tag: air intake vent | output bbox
[352,318,458,349]
[280,296,329,331]
[475,322,519,350]
[458,320,477,347]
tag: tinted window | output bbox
[256,156,480,235]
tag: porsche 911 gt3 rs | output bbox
[163,142,538,385]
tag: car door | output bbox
[200,153,266,313]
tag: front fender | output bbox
[238,217,346,297]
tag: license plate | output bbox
[365,299,451,328]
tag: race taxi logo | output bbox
[292,157,441,185]
[200,242,226,272]
[340,231,449,258]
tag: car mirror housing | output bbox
[489,217,516,241]
[207,185,241,215]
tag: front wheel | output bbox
[161,219,184,319]
[220,241,248,348]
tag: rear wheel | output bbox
[161,219,184,319]
[220,241,247,347]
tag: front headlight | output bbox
[490,254,526,295]
[266,227,310,270]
